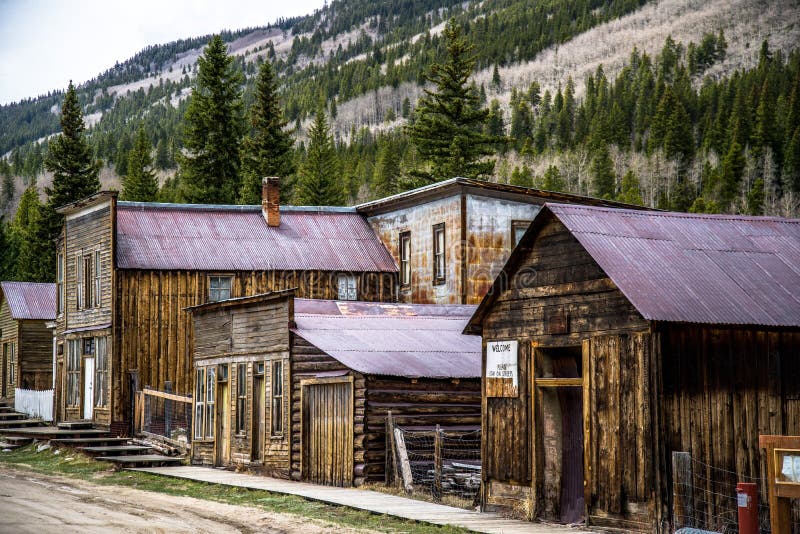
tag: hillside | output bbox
[1,0,799,219]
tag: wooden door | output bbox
[216,381,230,466]
[83,357,94,420]
[253,374,265,462]
[302,379,353,486]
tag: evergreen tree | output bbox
[155,138,171,169]
[492,64,501,89]
[509,165,533,187]
[784,127,800,193]
[180,35,245,204]
[617,170,643,205]
[408,19,496,181]
[540,165,566,191]
[401,97,411,119]
[121,126,159,202]
[746,177,765,215]
[720,137,746,205]
[239,60,295,204]
[40,81,101,281]
[374,140,402,197]
[0,218,16,281]
[11,186,45,281]
[590,144,616,199]
[296,108,344,205]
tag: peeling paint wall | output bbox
[465,195,540,305]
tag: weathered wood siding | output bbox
[190,297,291,472]
[18,320,53,390]
[114,269,394,424]
[479,213,651,525]
[0,298,19,399]
[658,325,800,532]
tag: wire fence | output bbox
[673,452,800,533]
[390,424,481,504]
[134,387,192,448]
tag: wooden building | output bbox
[0,282,56,400]
[357,177,640,305]
[464,203,800,532]
[189,292,482,487]
[53,178,397,432]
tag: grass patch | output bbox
[0,444,470,533]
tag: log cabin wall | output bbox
[18,320,53,390]
[113,269,395,425]
[190,295,291,473]
[0,299,18,400]
[657,324,800,531]
[362,376,481,483]
[479,212,654,528]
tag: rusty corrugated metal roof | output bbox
[0,282,56,320]
[549,204,800,326]
[292,300,480,378]
[115,203,397,272]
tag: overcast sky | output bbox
[0,0,326,105]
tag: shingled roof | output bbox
[115,202,397,272]
[467,203,800,331]
[0,282,56,321]
[292,299,481,379]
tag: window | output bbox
[75,254,83,309]
[209,276,232,302]
[337,274,357,301]
[57,253,64,315]
[94,337,107,407]
[83,337,95,356]
[66,340,81,406]
[83,254,93,309]
[511,221,531,248]
[194,369,205,440]
[399,231,411,288]
[7,343,14,386]
[236,363,247,434]
[433,223,446,284]
[271,360,283,436]
[205,367,216,438]
[93,251,101,308]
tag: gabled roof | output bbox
[466,204,800,332]
[115,202,397,272]
[0,282,56,321]
[292,299,481,379]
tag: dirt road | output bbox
[0,467,371,534]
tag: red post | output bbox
[736,482,759,534]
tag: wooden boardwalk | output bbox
[132,466,593,533]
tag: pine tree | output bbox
[492,64,501,89]
[510,165,533,187]
[540,165,566,191]
[11,186,46,281]
[39,81,101,281]
[121,126,159,202]
[617,170,643,205]
[374,140,402,197]
[239,60,295,204]
[296,108,344,205]
[590,144,616,199]
[408,19,496,181]
[0,218,16,281]
[720,137,746,205]
[784,127,800,193]
[180,35,245,204]
[401,97,411,119]
[746,177,765,215]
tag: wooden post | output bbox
[434,424,443,501]
[164,381,173,439]
[672,451,694,529]
[394,427,414,494]
[760,435,799,534]
[386,411,396,485]
[128,370,139,437]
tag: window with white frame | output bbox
[209,276,232,302]
[83,254,93,309]
[399,231,411,287]
[67,340,81,406]
[271,360,283,436]
[93,250,101,308]
[75,254,83,309]
[236,363,247,434]
[433,223,445,284]
[194,366,217,440]
[337,274,357,301]
[94,337,108,407]
[57,253,64,315]
[206,366,216,438]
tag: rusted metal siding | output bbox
[548,203,800,327]
[0,282,57,321]
[465,195,540,305]
[366,195,462,304]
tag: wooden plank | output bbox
[394,427,414,494]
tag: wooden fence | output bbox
[14,388,53,421]
[134,386,192,448]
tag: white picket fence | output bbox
[14,388,53,421]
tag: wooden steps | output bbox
[0,418,46,428]
[80,445,152,457]
[96,454,183,467]
[0,427,112,440]
[50,437,131,447]
[57,421,94,430]
[0,413,26,420]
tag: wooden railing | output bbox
[134,387,192,448]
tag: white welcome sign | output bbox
[486,340,518,396]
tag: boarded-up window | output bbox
[337,275,357,301]
[399,231,411,287]
[67,340,81,406]
[236,363,247,434]
[271,360,283,436]
[57,253,64,315]
[209,276,232,302]
[433,223,445,284]
[94,337,108,407]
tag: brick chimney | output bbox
[262,177,280,227]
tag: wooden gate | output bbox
[302,378,353,486]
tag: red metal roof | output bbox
[547,204,800,327]
[292,300,481,378]
[116,203,397,272]
[0,282,56,321]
